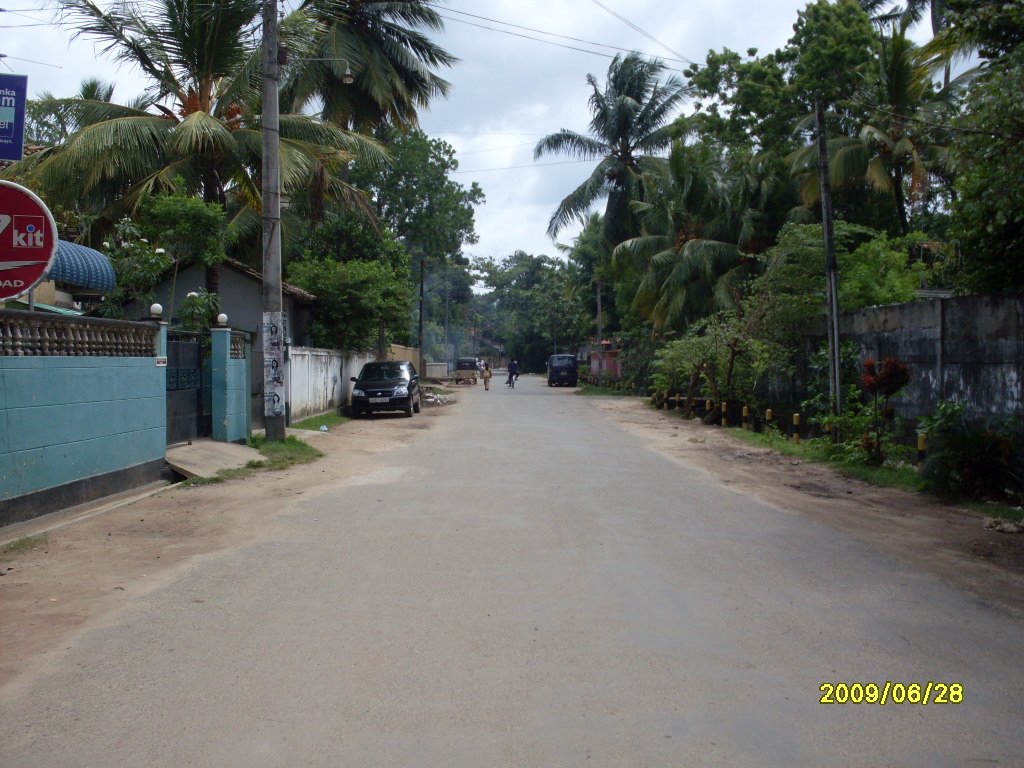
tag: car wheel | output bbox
[413,394,421,413]
[351,406,362,418]
[404,400,414,417]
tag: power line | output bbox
[0,7,51,22]
[457,140,539,156]
[435,13,620,60]
[0,52,61,67]
[587,0,694,65]
[432,6,692,65]
[429,130,550,137]
[849,96,1024,141]
[452,159,591,174]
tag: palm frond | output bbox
[534,131,607,161]
[546,159,617,237]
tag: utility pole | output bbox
[417,249,425,376]
[816,97,843,431]
[261,0,286,441]
[596,278,604,387]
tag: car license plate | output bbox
[369,397,389,403]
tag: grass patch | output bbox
[425,385,454,396]
[2,533,48,555]
[248,434,323,470]
[181,436,322,487]
[577,383,641,397]
[965,502,1024,522]
[727,426,921,491]
[291,411,347,431]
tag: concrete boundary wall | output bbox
[842,294,1024,420]
[286,348,377,421]
[0,356,166,525]
[340,352,374,408]
[287,347,346,423]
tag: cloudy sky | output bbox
[0,1,928,262]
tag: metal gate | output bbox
[166,332,208,444]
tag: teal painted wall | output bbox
[0,357,165,501]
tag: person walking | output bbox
[482,362,493,390]
[507,359,519,388]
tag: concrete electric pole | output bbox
[816,97,843,431]
[261,0,286,441]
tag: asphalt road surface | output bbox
[2,375,1022,767]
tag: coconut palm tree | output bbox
[614,139,768,332]
[4,0,389,288]
[280,0,455,131]
[534,53,690,247]
[788,15,958,233]
[25,78,149,146]
[861,0,951,83]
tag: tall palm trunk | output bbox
[892,164,911,235]
[203,168,225,294]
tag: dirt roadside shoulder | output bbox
[593,397,1024,620]
[0,407,451,693]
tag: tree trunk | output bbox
[892,164,911,235]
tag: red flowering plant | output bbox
[860,356,911,464]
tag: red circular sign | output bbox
[0,180,59,302]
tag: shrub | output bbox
[918,402,1024,501]
[860,356,910,465]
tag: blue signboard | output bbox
[0,74,28,162]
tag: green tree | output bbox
[280,0,456,131]
[349,128,484,350]
[789,14,957,234]
[474,252,586,371]
[950,47,1024,292]
[561,213,616,346]
[790,0,877,106]
[614,138,792,333]
[4,0,388,279]
[684,47,801,157]
[534,53,690,246]
[24,78,150,146]
[287,215,412,351]
[350,129,483,265]
[926,0,1024,63]
[93,217,173,318]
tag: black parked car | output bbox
[547,354,579,386]
[350,360,422,417]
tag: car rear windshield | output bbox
[550,356,575,368]
[359,363,407,380]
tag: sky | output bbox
[0,1,931,263]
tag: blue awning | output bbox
[48,241,116,292]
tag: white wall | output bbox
[287,347,346,422]
[339,352,375,406]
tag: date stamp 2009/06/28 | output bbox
[819,681,963,705]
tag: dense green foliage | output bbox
[474,252,588,372]
[918,402,1024,502]
[949,47,1024,292]
[287,216,412,351]
[348,128,483,360]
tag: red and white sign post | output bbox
[0,180,59,302]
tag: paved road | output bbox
[2,376,1022,767]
